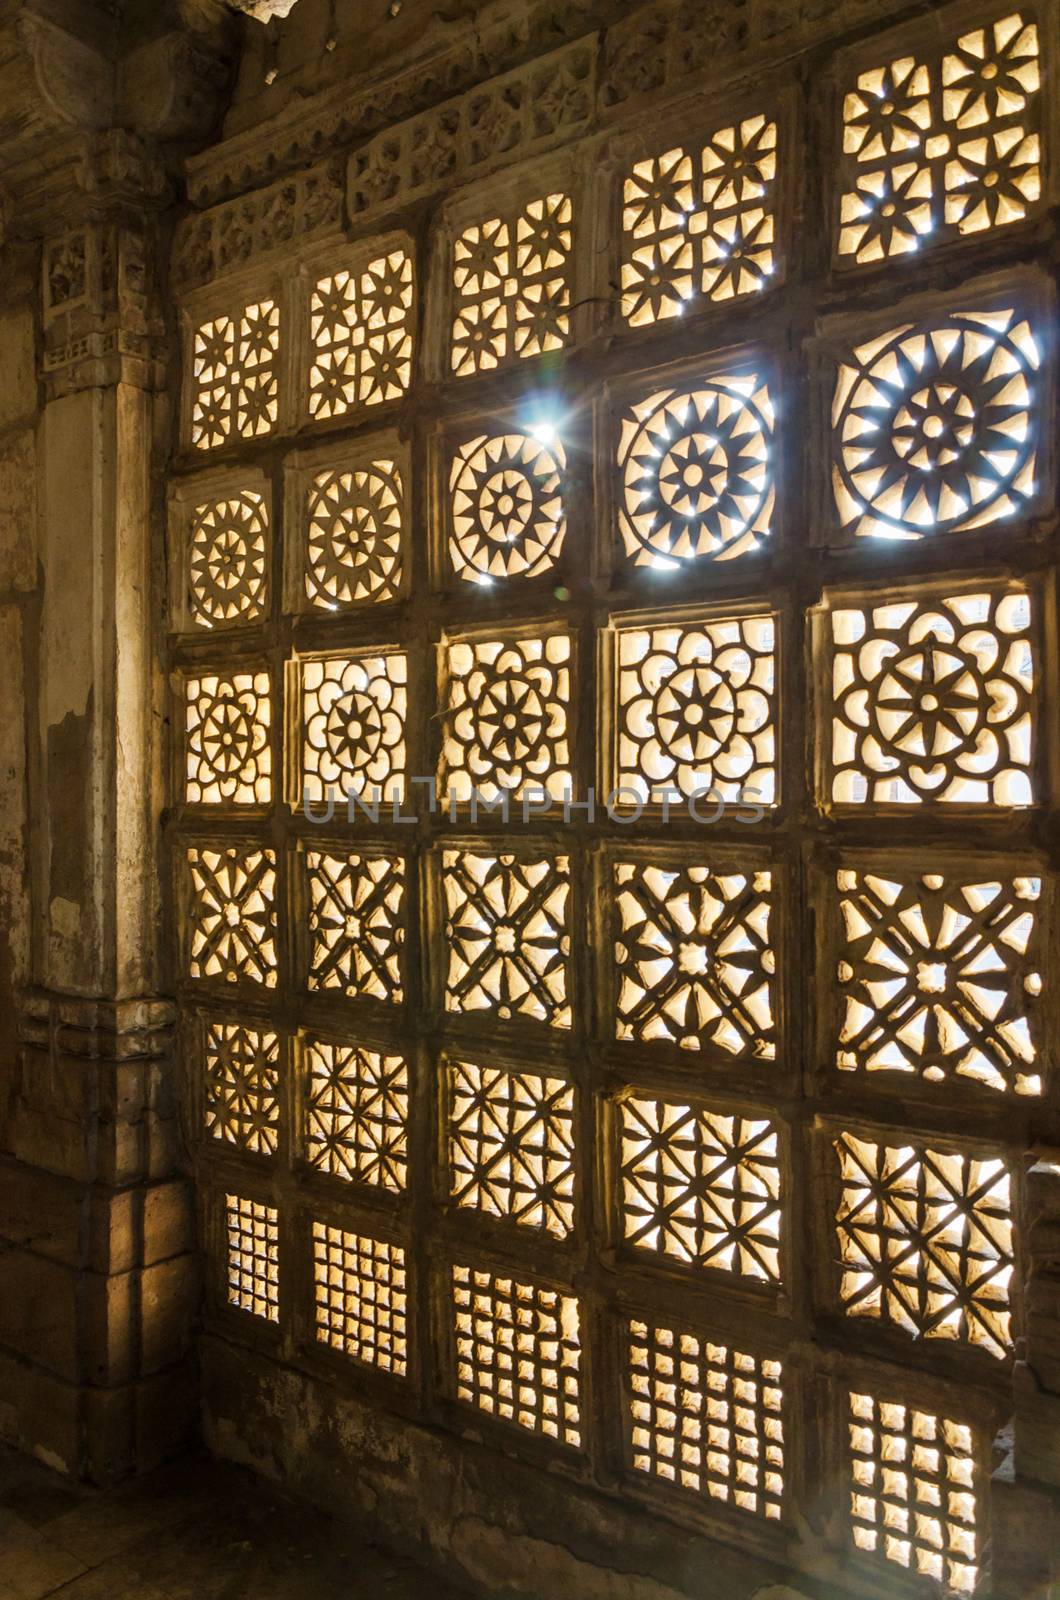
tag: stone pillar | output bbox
[0,170,199,1483]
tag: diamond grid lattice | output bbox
[447,1058,576,1237]
[834,1131,1013,1359]
[618,1094,782,1281]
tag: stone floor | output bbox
[0,1444,470,1600]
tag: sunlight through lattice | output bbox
[448,1059,575,1236]
[839,16,1041,262]
[829,588,1035,805]
[452,1265,581,1445]
[451,194,572,375]
[204,1022,279,1154]
[442,849,570,1027]
[312,1221,407,1375]
[225,1194,279,1320]
[835,1132,1013,1359]
[308,247,413,419]
[832,309,1040,540]
[848,1391,979,1592]
[836,867,1042,1094]
[614,861,775,1057]
[617,372,774,568]
[629,1320,784,1517]
[192,302,279,449]
[619,1095,781,1281]
[621,117,778,325]
[303,1038,408,1191]
[185,672,271,805]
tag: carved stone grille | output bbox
[615,369,774,569]
[188,491,269,627]
[170,11,1056,1587]
[185,671,272,805]
[447,1058,576,1236]
[827,586,1035,805]
[305,850,405,1004]
[451,1265,581,1445]
[441,848,570,1026]
[848,1390,979,1591]
[834,1132,1013,1359]
[450,193,573,376]
[627,1319,784,1518]
[612,860,775,1058]
[838,14,1041,263]
[311,1221,408,1375]
[302,1038,408,1192]
[617,1095,782,1281]
[446,427,567,583]
[302,457,405,608]
[204,1022,280,1155]
[621,117,778,324]
[307,246,414,419]
[834,865,1042,1093]
[224,1194,279,1321]
[440,632,572,803]
[832,307,1041,540]
[191,301,280,449]
[611,613,776,806]
[297,650,408,803]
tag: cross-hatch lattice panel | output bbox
[175,25,1053,1587]
[628,1319,784,1518]
[848,1390,979,1592]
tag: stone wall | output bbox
[171,1,1060,1597]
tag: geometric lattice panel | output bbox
[447,427,567,584]
[613,860,775,1058]
[838,15,1041,263]
[224,1193,279,1321]
[187,490,268,627]
[618,1094,781,1281]
[622,116,778,325]
[834,1132,1013,1359]
[612,613,776,806]
[191,302,280,450]
[452,1264,581,1446]
[451,194,572,377]
[302,1038,408,1192]
[442,849,570,1027]
[835,866,1042,1095]
[832,308,1041,540]
[441,632,572,804]
[312,1220,407,1376]
[628,1319,784,1518]
[306,850,405,1005]
[848,1390,979,1593]
[299,650,408,804]
[308,246,414,420]
[203,1021,280,1154]
[447,1058,575,1237]
[186,845,278,987]
[301,456,404,608]
[184,672,271,805]
[829,587,1035,805]
[616,369,775,569]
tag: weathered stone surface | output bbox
[0,309,37,431]
[0,428,36,594]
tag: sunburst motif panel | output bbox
[832,309,1041,540]
[616,372,774,569]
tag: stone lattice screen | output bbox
[168,3,1059,1591]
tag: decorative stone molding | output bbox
[172,159,344,291]
[40,213,165,397]
[17,990,177,1065]
[347,39,594,224]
